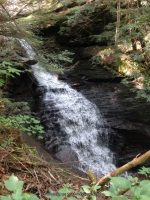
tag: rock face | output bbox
[38,3,115,47]
[37,26,150,168]
[80,82,150,166]
[0,36,37,103]
[6,33,149,169]
[64,55,150,167]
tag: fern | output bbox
[0,61,22,87]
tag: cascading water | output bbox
[19,39,115,175]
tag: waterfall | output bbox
[19,39,115,175]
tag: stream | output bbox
[19,39,116,175]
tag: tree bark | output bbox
[115,0,121,45]
[96,150,150,186]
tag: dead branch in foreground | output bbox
[96,150,150,186]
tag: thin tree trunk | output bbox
[115,0,121,45]
[96,150,150,186]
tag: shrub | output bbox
[0,115,44,139]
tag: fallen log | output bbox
[96,150,150,186]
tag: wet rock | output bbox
[66,60,115,82]
[21,58,38,65]
[35,86,47,96]
[77,46,104,59]
[55,145,79,167]
[64,55,150,168]
[78,82,150,166]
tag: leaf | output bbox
[90,195,96,200]
[91,185,101,192]
[0,79,5,87]
[46,193,64,200]
[112,196,128,200]
[82,185,91,194]
[68,197,77,200]
[12,190,23,200]
[139,167,150,177]
[23,193,40,200]
[4,175,24,192]
[131,185,141,198]
[102,190,112,197]
[111,177,131,190]
[59,185,73,194]
[0,195,12,200]
[139,181,150,196]
[128,176,139,185]
[140,195,150,200]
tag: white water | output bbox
[19,39,115,175]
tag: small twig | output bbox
[48,170,59,183]
[10,155,33,175]
[34,169,42,199]
[40,171,52,184]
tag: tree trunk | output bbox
[115,0,121,45]
[96,150,150,186]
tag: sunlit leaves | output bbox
[1,175,40,200]
[4,175,24,192]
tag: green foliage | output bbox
[47,50,74,65]
[58,3,96,36]
[39,50,74,73]
[46,184,74,200]
[134,75,150,102]
[139,167,150,178]
[102,169,150,200]
[1,167,150,200]
[90,55,101,66]
[90,31,115,44]
[0,61,22,87]
[0,175,40,200]
[46,183,100,200]
[0,115,44,139]
[130,52,145,63]
[102,177,131,199]
[81,184,101,200]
